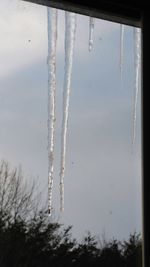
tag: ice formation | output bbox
[120,24,124,85]
[89,17,95,52]
[47,7,58,215]
[132,27,141,145]
[46,8,141,214]
[59,12,76,212]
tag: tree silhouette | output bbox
[0,160,142,267]
[122,233,142,267]
[0,160,40,224]
[99,239,124,267]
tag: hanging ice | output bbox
[47,8,58,215]
[89,17,95,52]
[132,27,141,145]
[120,24,124,85]
[46,8,139,215]
[60,12,76,212]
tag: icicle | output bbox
[120,24,124,85]
[47,8,58,215]
[60,12,76,212]
[89,17,95,52]
[132,27,141,145]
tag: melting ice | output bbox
[60,12,76,212]
[120,24,124,85]
[132,27,141,145]
[46,9,141,214]
[47,7,58,215]
[89,17,95,52]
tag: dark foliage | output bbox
[0,160,142,267]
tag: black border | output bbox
[23,0,142,26]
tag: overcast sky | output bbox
[0,0,142,242]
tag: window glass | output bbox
[0,0,142,243]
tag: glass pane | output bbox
[0,0,142,265]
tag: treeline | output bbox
[0,213,142,267]
[0,160,142,267]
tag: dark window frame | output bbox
[23,1,149,266]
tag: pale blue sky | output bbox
[0,0,142,242]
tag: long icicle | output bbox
[89,17,95,52]
[60,12,76,212]
[47,8,57,215]
[120,24,124,86]
[132,27,141,145]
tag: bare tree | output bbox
[0,159,41,223]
